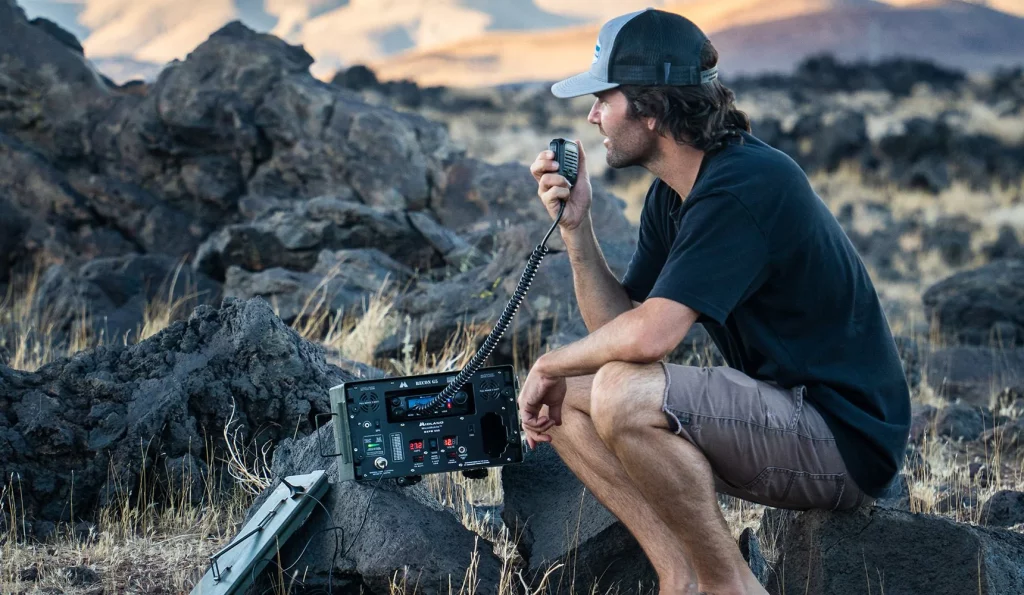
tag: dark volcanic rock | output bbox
[251,422,503,595]
[763,507,1024,595]
[932,403,994,442]
[195,194,445,280]
[224,248,414,324]
[922,260,1024,347]
[923,346,1024,405]
[979,490,1024,528]
[0,0,108,158]
[501,445,657,595]
[0,297,353,529]
[31,254,221,344]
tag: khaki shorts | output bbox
[659,362,873,511]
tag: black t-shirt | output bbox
[621,131,910,498]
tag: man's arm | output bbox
[535,297,699,378]
[562,213,638,332]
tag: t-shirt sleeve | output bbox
[620,184,668,303]
[647,192,769,324]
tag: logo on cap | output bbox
[592,42,601,64]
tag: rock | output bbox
[969,462,992,487]
[923,346,1024,405]
[195,196,441,280]
[980,491,1024,528]
[0,297,354,526]
[501,445,657,595]
[995,385,1024,417]
[0,193,30,282]
[872,473,911,511]
[0,0,108,159]
[909,403,937,443]
[984,225,1024,261]
[933,403,994,442]
[739,527,771,587]
[63,566,100,586]
[331,64,379,91]
[921,215,979,267]
[31,254,221,345]
[223,248,413,324]
[922,260,1024,347]
[797,110,869,172]
[247,422,503,595]
[65,171,202,258]
[249,69,458,210]
[163,454,209,506]
[979,418,1024,452]
[933,485,980,514]
[894,335,921,390]
[764,507,1024,595]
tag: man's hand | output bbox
[529,140,593,232]
[517,359,567,449]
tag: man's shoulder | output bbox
[706,131,805,180]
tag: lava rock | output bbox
[922,259,1024,347]
[250,421,504,595]
[501,445,657,595]
[979,490,1024,528]
[0,297,355,526]
[763,506,1024,595]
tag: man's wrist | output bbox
[561,213,595,248]
[534,352,557,377]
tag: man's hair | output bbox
[619,40,751,153]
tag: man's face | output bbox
[588,89,657,169]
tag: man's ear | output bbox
[647,117,657,131]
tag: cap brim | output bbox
[551,71,619,98]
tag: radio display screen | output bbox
[385,385,475,422]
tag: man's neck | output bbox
[645,141,705,200]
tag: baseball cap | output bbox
[551,8,718,99]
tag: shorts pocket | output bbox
[755,384,804,432]
[740,467,846,511]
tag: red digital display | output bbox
[409,439,424,451]
[443,437,455,448]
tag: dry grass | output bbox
[2,168,1023,593]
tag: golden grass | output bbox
[1,168,1023,593]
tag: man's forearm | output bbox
[562,215,635,332]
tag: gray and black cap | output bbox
[551,8,718,99]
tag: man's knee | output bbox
[591,361,665,441]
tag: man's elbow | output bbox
[627,332,676,364]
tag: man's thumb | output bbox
[574,139,588,175]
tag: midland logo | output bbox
[592,41,601,63]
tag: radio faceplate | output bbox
[329,365,523,481]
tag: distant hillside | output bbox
[371,0,1024,86]
[710,0,1024,75]
[17,0,1024,84]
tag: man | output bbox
[516,8,911,595]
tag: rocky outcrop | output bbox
[31,254,221,342]
[501,445,657,595]
[248,424,504,595]
[0,297,352,532]
[761,507,1024,595]
[922,260,1024,347]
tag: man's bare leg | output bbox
[588,362,768,595]
[546,374,699,593]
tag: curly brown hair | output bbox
[619,40,750,153]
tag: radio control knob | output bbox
[454,391,468,405]
[374,457,388,470]
[391,398,401,407]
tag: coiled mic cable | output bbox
[412,199,566,412]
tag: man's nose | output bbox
[587,100,600,125]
